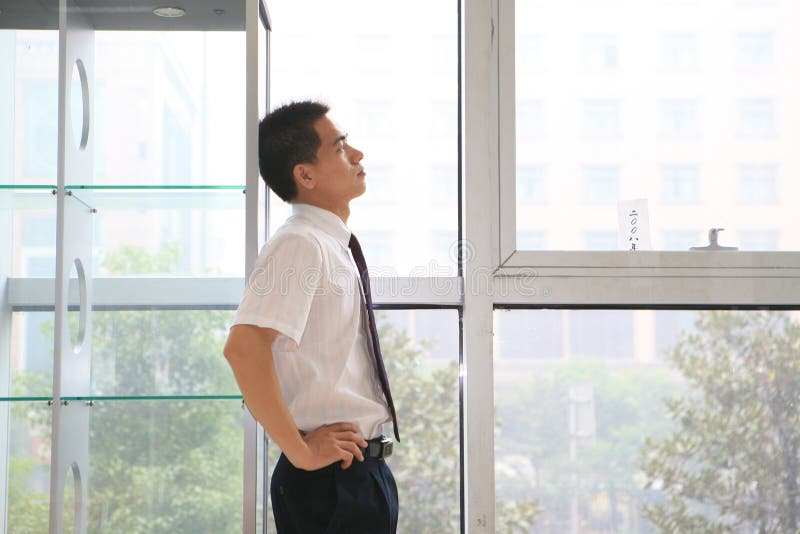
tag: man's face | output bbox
[301,115,366,203]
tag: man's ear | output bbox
[292,163,315,192]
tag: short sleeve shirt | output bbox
[232,203,390,439]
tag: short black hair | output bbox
[258,100,330,202]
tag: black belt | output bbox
[362,435,393,459]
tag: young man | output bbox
[223,100,399,533]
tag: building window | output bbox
[736,32,774,68]
[22,81,58,179]
[355,100,393,140]
[662,229,702,251]
[583,99,620,137]
[739,229,778,250]
[738,98,775,137]
[662,165,699,203]
[517,99,545,139]
[430,164,457,205]
[662,98,698,136]
[517,230,547,251]
[569,310,634,359]
[661,33,697,70]
[584,231,617,251]
[364,165,396,204]
[516,34,544,72]
[739,164,777,203]
[583,34,618,70]
[584,165,619,203]
[516,165,545,204]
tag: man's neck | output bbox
[294,199,350,225]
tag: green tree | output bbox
[495,358,678,532]
[641,311,800,533]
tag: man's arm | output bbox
[223,324,367,470]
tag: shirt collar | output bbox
[291,203,352,248]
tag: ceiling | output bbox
[0,0,253,31]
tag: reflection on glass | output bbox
[91,309,238,396]
[4,401,52,532]
[88,399,243,532]
[494,309,800,532]
[93,32,245,185]
[8,312,54,397]
[2,30,59,186]
[264,309,461,533]
[1,184,57,278]
[266,0,458,276]
[514,1,798,251]
[87,189,244,277]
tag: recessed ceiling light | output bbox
[153,6,185,18]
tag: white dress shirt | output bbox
[232,203,390,439]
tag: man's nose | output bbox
[349,145,364,163]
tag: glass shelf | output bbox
[0,185,57,190]
[62,395,241,402]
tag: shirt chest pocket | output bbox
[325,268,362,324]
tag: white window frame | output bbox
[464,0,800,531]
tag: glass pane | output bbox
[88,399,243,532]
[91,310,238,396]
[267,1,458,276]
[2,400,52,533]
[6,312,54,398]
[514,1,799,251]
[93,32,245,185]
[0,188,57,277]
[0,30,59,186]
[265,309,461,532]
[494,309,800,532]
[75,188,244,277]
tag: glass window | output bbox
[4,401,52,532]
[582,34,618,70]
[495,309,800,531]
[739,164,777,203]
[736,32,773,68]
[93,32,246,186]
[517,231,547,251]
[661,33,698,70]
[662,98,698,136]
[584,165,619,203]
[583,99,620,137]
[517,165,546,204]
[267,0,458,276]
[88,399,243,531]
[739,229,779,250]
[738,98,775,137]
[517,99,545,139]
[662,165,699,203]
[662,229,703,250]
[584,230,617,251]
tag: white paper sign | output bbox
[617,199,651,250]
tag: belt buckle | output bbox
[379,436,393,459]
[366,436,393,459]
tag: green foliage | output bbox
[7,456,50,534]
[495,358,679,531]
[641,311,800,533]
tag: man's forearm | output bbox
[224,338,311,467]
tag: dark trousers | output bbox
[271,453,399,534]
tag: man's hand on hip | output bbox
[297,422,369,471]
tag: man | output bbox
[223,100,399,533]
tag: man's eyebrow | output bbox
[332,134,348,146]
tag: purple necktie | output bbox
[349,233,400,442]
